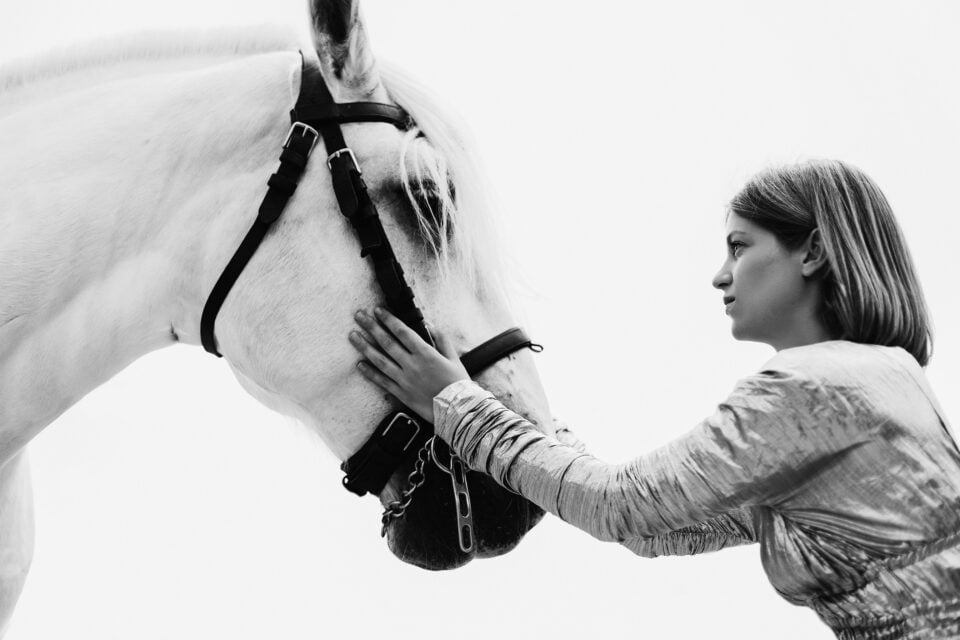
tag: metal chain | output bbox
[380,436,434,537]
[430,437,475,553]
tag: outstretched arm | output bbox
[435,379,774,542]
[350,307,865,544]
[552,418,757,556]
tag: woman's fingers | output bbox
[372,307,430,354]
[354,310,410,364]
[356,361,404,400]
[349,329,403,379]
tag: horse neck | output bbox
[0,51,300,461]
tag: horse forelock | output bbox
[379,62,517,313]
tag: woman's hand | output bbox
[349,307,469,422]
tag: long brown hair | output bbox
[729,160,933,366]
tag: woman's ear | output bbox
[800,228,829,278]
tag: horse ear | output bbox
[309,0,381,97]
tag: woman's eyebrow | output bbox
[726,231,748,243]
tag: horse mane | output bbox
[0,25,301,93]
[0,27,517,308]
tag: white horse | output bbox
[0,0,555,631]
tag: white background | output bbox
[2,1,959,638]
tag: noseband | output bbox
[200,52,542,554]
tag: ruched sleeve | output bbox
[551,417,757,556]
[433,366,871,544]
[622,508,757,557]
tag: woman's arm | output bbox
[551,418,587,452]
[552,418,757,555]
[434,376,867,543]
[623,509,757,557]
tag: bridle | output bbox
[199,52,541,554]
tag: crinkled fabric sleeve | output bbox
[433,370,868,543]
[552,417,757,556]
[621,508,757,557]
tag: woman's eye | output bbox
[730,242,745,257]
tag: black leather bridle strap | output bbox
[291,58,433,346]
[341,412,430,496]
[200,124,319,357]
[461,328,542,376]
[290,60,410,129]
[293,102,411,127]
[344,169,431,344]
[200,56,414,358]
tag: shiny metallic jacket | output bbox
[433,341,960,639]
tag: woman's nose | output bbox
[712,265,731,290]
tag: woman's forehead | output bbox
[724,212,760,235]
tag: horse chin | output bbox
[382,466,545,571]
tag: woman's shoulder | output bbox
[751,340,922,399]
[719,341,927,433]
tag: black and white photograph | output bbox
[1,1,958,638]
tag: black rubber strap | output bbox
[200,125,318,357]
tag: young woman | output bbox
[348,159,960,638]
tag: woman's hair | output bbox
[729,159,933,367]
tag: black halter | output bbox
[199,52,542,534]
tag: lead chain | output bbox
[447,454,475,554]
[380,438,433,537]
[430,438,475,554]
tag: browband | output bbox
[292,102,411,128]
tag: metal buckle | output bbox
[327,147,362,175]
[382,412,420,452]
[284,122,319,154]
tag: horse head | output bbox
[206,0,552,569]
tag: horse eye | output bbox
[413,178,455,217]
[406,183,455,243]
[411,188,443,226]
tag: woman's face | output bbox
[711,213,822,350]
